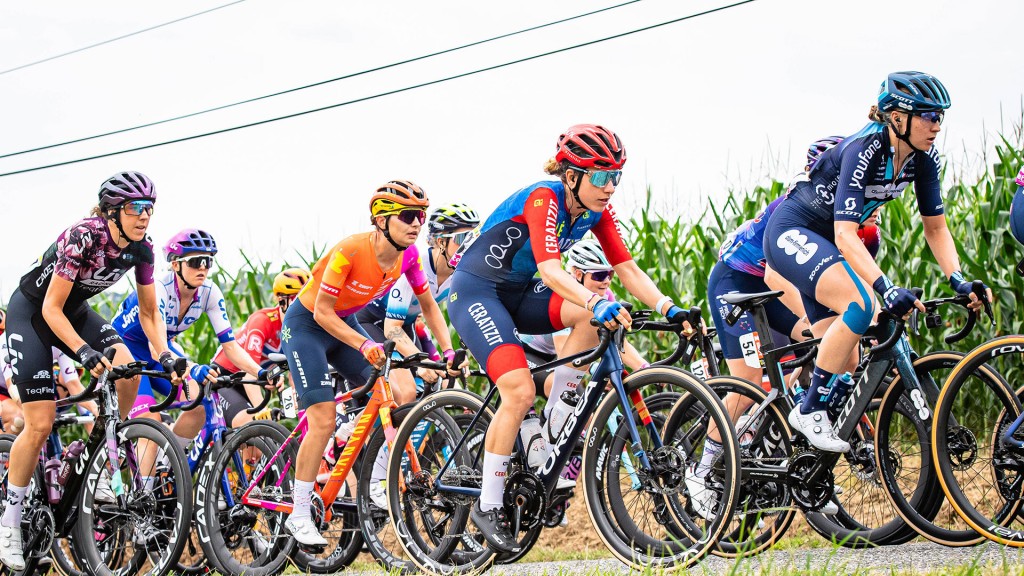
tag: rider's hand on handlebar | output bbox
[258,367,284,390]
[360,339,387,368]
[949,272,993,313]
[159,351,187,384]
[189,363,219,385]
[77,345,111,378]
[416,366,443,385]
[593,299,631,331]
[878,283,925,320]
[442,348,467,377]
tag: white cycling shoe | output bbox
[684,463,717,520]
[788,408,851,453]
[0,524,25,571]
[369,480,388,509]
[285,516,328,547]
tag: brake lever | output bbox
[972,280,995,327]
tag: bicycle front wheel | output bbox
[582,366,740,571]
[933,335,1024,546]
[72,418,193,576]
[387,389,494,576]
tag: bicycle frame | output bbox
[240,367,410,523]
[432,330,660,500]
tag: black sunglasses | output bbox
[393,210,426,225]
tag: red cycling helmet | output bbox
[554,124,627,170]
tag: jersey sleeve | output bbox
[240,313,271,365]
[320,244,353,299]
[834,139,884,224]
[401,245,429,295]
[386,275,416,321]
[53,223,95,283]
[590,203,632,265]
[520,187,562,266]
[206,283,235,343]
[133,239,155,285]
[914,149,945,216]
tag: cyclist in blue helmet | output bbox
[762,71,990,453]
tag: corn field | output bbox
[82,126,1024,410]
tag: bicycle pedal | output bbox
[298,543,327,554]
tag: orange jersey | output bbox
[297,232,429,317]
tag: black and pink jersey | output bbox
[18,217,155,308]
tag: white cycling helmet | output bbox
[565,239,613,272]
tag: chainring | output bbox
[503,469,545,533]
[25,505,56,559]
[786,449,834,512]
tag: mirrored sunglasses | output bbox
[394,209,426,225]
[439,230,473,244]
[586,169,622,187]
[123,200,154,216]
[917,111,944,125]
[177,255,214,269]
[587,270,614,282]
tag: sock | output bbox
[548,366,585,408]
[695,438,723,477]
[802,366,838,414]
[371,443,389,484]
[291,479,315,520]
[142,476,157,491]
[1,483,27,528]
[479,451,510,512]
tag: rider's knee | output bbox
[838,262,875,335]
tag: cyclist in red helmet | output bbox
[447,124,693,553]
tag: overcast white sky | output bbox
[1,0,1022,303]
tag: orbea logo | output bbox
[777,230,818,265]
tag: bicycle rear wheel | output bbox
[582,366,739,571]
[72,418,193,576]
[933,336,1024,546]
[666,375,797,557]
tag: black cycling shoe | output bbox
[470,502,522,554]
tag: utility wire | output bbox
[0,0,248,77]
[0,0,642,161]
[0,0,757,179]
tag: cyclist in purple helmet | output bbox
[0,172,182,571]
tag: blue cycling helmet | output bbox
[1011,168,1024,245]
[164,228,218,262]
[878,71,951,113]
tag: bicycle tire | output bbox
[72,418,193,576]
[195,420,293,576]
[665,375,797,557]
[933,335,1024,546]
[876,351,1000,546]
[387,389,494,575]
[582,366,740,571]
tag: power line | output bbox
[0,0,642,160]
[0,0,248,77]
[0,0,757,179]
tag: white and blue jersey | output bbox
[114,271,235,354]
[718,196,786,278]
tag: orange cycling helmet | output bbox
[273,268,311,295]
[370,180,430,217]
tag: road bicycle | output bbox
[386,307,741,574]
